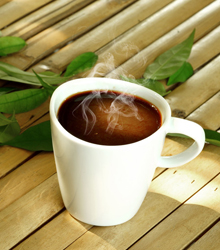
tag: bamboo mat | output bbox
[0,0,220,249]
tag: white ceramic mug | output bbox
[50,78,205,226]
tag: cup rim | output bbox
[50,77,171,148]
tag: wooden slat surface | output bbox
[1,0,95,39]
[33,0,176,73]
[188,220,220,250]
[0,0,138,70]
[0,151,55,211]
[166,55,220,118]
[129,173,220,250]
[0,0,11,8]
[0,174,63,250]
[0,0,220,249]
[0,0,53,29]
[92,0,217,76]
[106,0,220,80]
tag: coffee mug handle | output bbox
[158,117,205,168]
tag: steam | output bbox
[72,91,143,135]
[73,40,145,135]
[86,53,116,78]
[105,92,142,133]
[72,92,100,135]
[85,40,141,79]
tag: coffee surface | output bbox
[58,91,162,145]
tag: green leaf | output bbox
[0,52,98,86]
[2,120,53,151]
[0,88,49,114]
[167,133,189,138]
[0,36,26,56]
[121,76,170,96]
[0,68,7,76]
[204,129,220,147]
[0,112,20,143]
[167,62,194,86]
[0,112,14,126]
[38,71,61,77]
[168,129,220,147]
[0,74,42,85]
[64,52,98,77]
[0,87,18,96]
[0,61,68,85]
[144,29,195,80]
[33,70,56,96]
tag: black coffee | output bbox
[58,90,162,145]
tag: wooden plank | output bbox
[0,146,33,178]
[15,99,50,131]
[0,0,53,29]
[2,0,95,39]
[0,113,50,178]
[129,174,220,250]
[60,144,220,250]
[0,0,11,7]
[13,210,92,250]
[66,230,117,250]
[33,0,175,73]
[188,220,220,250]
[189,25,220,70]
[0,152,55,211]
[85,0,218,78]
[0,0,137,70]
[187,91,220,130]
[166,55,220,118]
[0,174,63,250]
[106,23,220,80]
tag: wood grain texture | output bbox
[0,0,137,70]
[0,146,33,178]
[166,55,220,118]
[187,91,220,130]
[13,210,92,250]
[85,0,216,78]
[129,174,220,250]
[188,220,220,250]
[0,174,63,250]
[0,0,11,7]
[0,0,53,29]
[33,0,175,73]
[2,0,95,39]
[0,152,55,211]
[0,113,50,178]
[106,0,220,79]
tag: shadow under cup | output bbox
[49,78,204,226]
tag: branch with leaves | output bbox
[0,34,98,150]
[0,50,98,150]
[121,30,195,96]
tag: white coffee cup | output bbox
[50,77,205,226]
